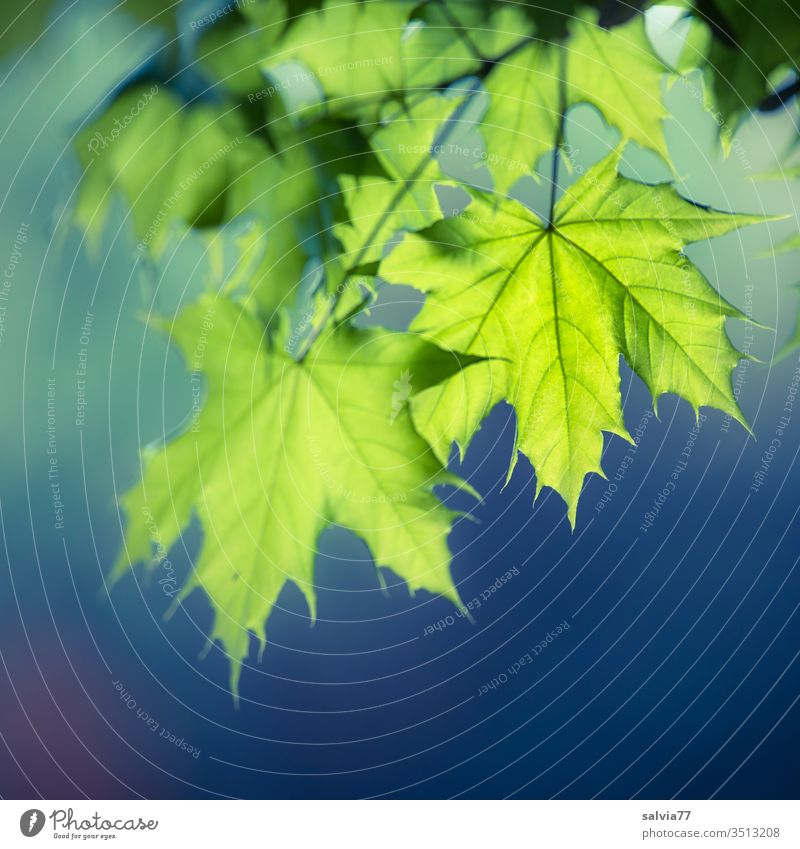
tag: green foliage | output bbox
[56,0,795,691]
[479,9,676,191]
[699,0,800,128]
[197,0,289,95]
[333,92,469,265]
[0,0,179,58]
[75,86,246,257]
[565,11,674,161]
[261,0,525,121]
[115,295,475,692]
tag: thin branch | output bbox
[296,75,492,362]
[294,38,538,361]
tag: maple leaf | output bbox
[196,0,289,96]
[73,85,252,258]
[114,294,475,693]
[565,10,674,163]
[480,34,560,194]
[479,9,675,192]
[73,84,336,313]
[262,0,527,122]
[778,303,800,361]
[381,148,766,524]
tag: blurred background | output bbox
[0,0,799,799]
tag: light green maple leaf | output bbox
[0,0,178,59]
[221,119,336,314]
[262,0,527,122]
[478,9,674,192]
[480,36,561,194]
[73,85,252,258]
[258,2,676,196]
[381,148,766,524]
[333,92,471,266]
[565,10,674,163]
[73,84,337,313]
[263,0,418,121]
[114,294,475,693]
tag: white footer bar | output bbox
[1,800,796,847]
